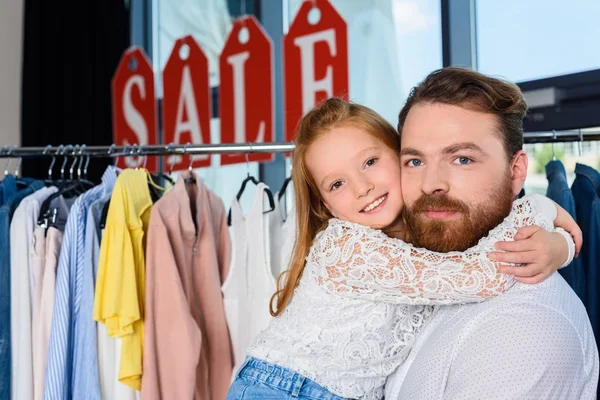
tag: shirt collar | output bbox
[545,160,567,181]
[575,163,600,194]
[100,166,118,195]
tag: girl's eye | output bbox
[365,157,378,168]
[454,157,472,165]
[330,181,343,191]
[406,159,423,167]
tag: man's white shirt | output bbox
[386,273,599,399]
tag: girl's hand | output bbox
[489,225,570,284]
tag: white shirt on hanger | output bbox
[10,186,56,400]
[268,194,296,279]
[222,183,277,377]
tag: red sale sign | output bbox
[284,0,349,142]
[219,15,274,165]
[162,35,212,171]
[112,47,158,172]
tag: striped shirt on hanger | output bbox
[44,167,118,400]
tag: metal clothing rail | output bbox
[0,129,598,158]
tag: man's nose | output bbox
[420,165,449,195]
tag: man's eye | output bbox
[406,159,423,167]
[330,181,343,191]
[454,157,472,165]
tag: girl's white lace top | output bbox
[247,194,574,399]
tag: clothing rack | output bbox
[0,129,598,158]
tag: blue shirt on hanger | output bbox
[44,167,118,400]
[0,176,44,399]
[546,160,586,300]
[571,163,600,339]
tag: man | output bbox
[386,67,599,399]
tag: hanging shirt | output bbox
[142,171,232,400]
[70,172,117,400]
[222,182,276,376]
[10,186,55,400]
[0,176,43,400]
[571,163,600,351]
[546,160,586,300]
[32,195,71,400]
[268,195,296,279]
[87,194,139,400]
[44,167,118,400]
[33,227,62,400]
[94,168,153,391]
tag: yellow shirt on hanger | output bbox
[93,168,153,391]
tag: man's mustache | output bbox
[410,193,469,214]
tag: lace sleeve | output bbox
[310,196,556,305]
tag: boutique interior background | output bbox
[153,0,600,203]
[1,0,599,205]
[0,0,24,148]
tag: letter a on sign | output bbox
[112,47,158,172]
[284,0,348,142]
[220,16,274,165]
[163,35,211,171]
[163,35,212,171]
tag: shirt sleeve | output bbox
[311,196,555,305]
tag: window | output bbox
[469,0,600,194]
[287,0,443,125]
[155,0,260,211]
[476,0,600,83]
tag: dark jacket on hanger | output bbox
[571,163,600,341]
[0,176,43,399]
[546,160,586,300]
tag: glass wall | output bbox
[476,0,600,82]
[287,0,443,125]
[474,0,600,193]
[154,0,259,210]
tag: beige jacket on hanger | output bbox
[142,171,232,400]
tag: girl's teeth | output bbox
[364,196,385,211]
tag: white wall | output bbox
[0,0,25,146]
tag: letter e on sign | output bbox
[283,0,349,143]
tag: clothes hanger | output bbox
[552,130,557,161]
[2,145,27,188]
[578,129,583,161]
[38,145,79,228]
[135,144,166,203]
[74,145,95,192]
[183,142,197,184]
[227,143,275,226]
[43,145,57,187]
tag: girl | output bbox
[227,98,579,400]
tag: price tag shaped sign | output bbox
[162,35,213,171]
[220,16,275,165]
[284,0,349,143]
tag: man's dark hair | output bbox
[398,67,528,161]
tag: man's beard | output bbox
[404,173,514,252]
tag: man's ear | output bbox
[510,150,528,196]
